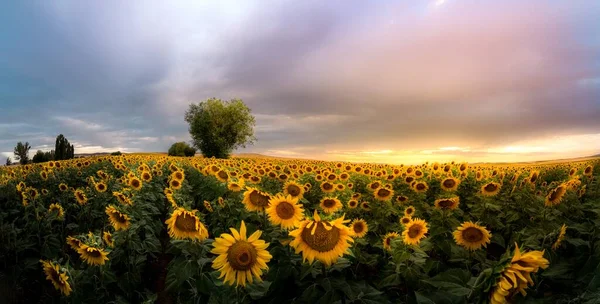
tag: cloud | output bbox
[0,1,599,163]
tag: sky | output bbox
[1,0,600,165]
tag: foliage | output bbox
[167,142,197,157]
[32,150,55,164]
[0,155,598,304]
[55,134,75,160]
[184,98,256,158]
[111,151,122,156]
[13,142,31,165]
[5,157,11,166]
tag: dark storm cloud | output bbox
[1,0,599,162]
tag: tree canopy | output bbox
[168,142,197,157]
[184,98,256,158]
[13,142,31,165]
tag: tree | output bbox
[5,157,11,166]
[185,98,256,158]
[111,151,122,156]
[32,150,54,163]
[168,142,197,157]
[13,142,31,165]
[55,134,75,160]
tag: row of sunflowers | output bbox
[0,155,599,303]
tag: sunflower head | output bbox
[347,199,359,209]
[412,181,428,193]
[129,177,142,190]
[399,216,412,226]
[453,221,492,251]
[266,194,304,230]
[242,187,271,212]
[211,221,272,287]
[320,181,335,193]
[350,219,368,238]
[288,210,353,266]
[545,184,567,207]
[48,203,65,219]
[165,207,209,240]
[481,182,501,196]
[402,218,428,245]
[360,201,371,211]
[320,197,343,214]
[74,189,87,205]
[40,260,72,296]
[94,182,107,193]
[383,232,399,251]
[404,206,416,217]
[103,231,114,247]
[105,205,131,231]
[283,181,305,199]
[434,197,460,210]
[78,244,110,266]
[440,177,460,191]
[374,187,394,201]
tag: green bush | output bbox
[168,142,196,157]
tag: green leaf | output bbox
[246,281,271,300]
[415,291,436,304]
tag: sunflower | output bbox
[171,170,185,182]
[66,236,82,251]
[481,182,501,196]
[545,184,567,207]
[48,203,64,219]
[78,244,109,266]
[349,219,368,238]
[266,194,304,230]
[335,183,345,191]
[320,197,343,214]
[367,181,381,192]
[440,177,460,191]
[320,181,335,193]
[402,218,428,245]
[242,187,271,212]
[228,179,245,192]
[382,232,399,251]
[204,200,214,213]
[59,183,68,192]
[103,231,114,247]
[113,191,133,206]
[74,189,87,205]
[211,221,272,287]
[94,182,107,193]
[40,260,72,296]
[583,165,593,177]
[552,224,567,250]
[453,222,492,251]
[283,181,305,199]
[129,177,142,190]
[288,211,353,266]
[165,207,209,240]
[169,178,183,190]
[413,181,428,193]
[141,171,153,182]
[399,216,412,226]
[360,201,371,211]
[490,244,549,304]
[434,197,460,210]
[215,170,229,182]
[105,205,131,231]
[404,206,415,217]
[374,187,394,201]
[347,199,359,209]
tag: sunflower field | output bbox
[1,155,599,303]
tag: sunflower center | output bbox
[377,189,391,197]
[585,167,592,174]
[462,227,484,242]
[218,171,228,179]
[443,179,456,188]
[407,225,422,238]
[301,222,340,252]
[249,191,270,207]
[370,183,380,190]
[322,199,336,208]
[349,201,357,207]
[175,172,184,180]
[416,184,426,191]
[275,201,295,220]
[131,180,140,188]
[227,241,257,271]
[174,213,198,232]
[437,199,454,208]
[323,183,333,190]
[353,223,364,233]
[87,248,102,258]
[401,218,411,224]
[49,268,62,284]
[76,193,85,201]
[287,185,301,196]
[484,184,497,192]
